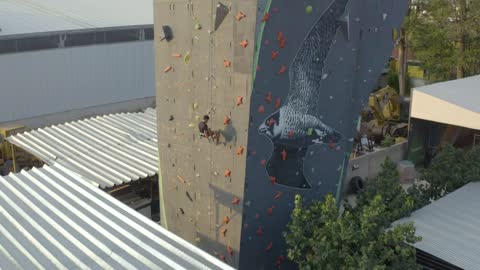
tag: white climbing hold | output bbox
[188,123,195,128]
[329,96,334,100]
[383,13,388,21]
[321,73,329,80]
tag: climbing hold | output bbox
[184,52,191,64]
[164,66,173,73]
[232,196,240,205]
[179,208,185,214]
[236,146,244,156]
[256,66,261,71]
[279,38,286,48]
[274,191,282,200]
[269,176,277,185]
[240,40,249,48]
[236,96,243,106]
[260,159,267,166]
[265,92,272,103]
[307,128,313,136]
[256,226,263,236]
[236,11,246,21]
[194,23,202,30]
[221,228,227,237]
[255,213,260,219]
[273,7,279,13]
[261,12,270,22]
[281,149,287,160]
[258,105,265,113]
[224,216,230,224]
[219,254,225,261]
[275,97,281,109]
[169,115,174,121]
[193,103,199,110]
[186,191,194,202]
[306,5,313,15]
[224,116,230,125]
[244,223,249,229]
[188,123,195,128]
[267,206,274,216]
[224,60,231,68]
[265,242,273,252]
[264,40,270,45]
[329,140,334,149]
[195,115,201,121]
[250,150,257,156]
[227,246,233,256]
[224,169,232,177]
[172,53,182,58]
[277,65,286,75]
[245,201,252,207]
[275,256,286,268]
[277,32,284,42]
[288,129,295,139]
[271,51,279,61]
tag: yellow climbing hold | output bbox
[195,115,201,121]
[184,51,191,64]
[188,123,195,128]
[193,103,199,110]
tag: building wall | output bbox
[0,41,155,123]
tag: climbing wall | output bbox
[239,0,408,269]
[154,0,408,269]
[153,0,257,267]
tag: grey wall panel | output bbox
[0,41,154,123]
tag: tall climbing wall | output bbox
[153,0,257,267]
[154,0,408,269]
[240,0,408,269]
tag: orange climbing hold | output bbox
[265,241,273,252]
[258,105,265,113]
[277,32,284,42]
[164,66,173,73]
[274,191,282,200]
[221,228,227,237]
[236,11,246,21]
[275,97,281,109]
[271,51,279,60]
[232,196,240,205]
[329,140,334,149]
[236,146,244,155]
[281,149,287,160]
[279,38,287,48]
[269,176,277,185]
[227,246,234,256]
[240,40,249,48]
[256,226,263,236]
[236,96,243,106]
[224,116,230,125]
[171,53,182,58]
[224,60,231,68]
[265,92,273,103]
[224,169,232,177]
[261,12,270,22]
[224,216,230,224]
[278,65,286,75]
[267,206,274,216]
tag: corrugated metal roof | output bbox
[0,164,232,270]
[0,0,153,37]
[394,182,480,270]
[7,108,158,188]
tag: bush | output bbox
[381,135,396,148]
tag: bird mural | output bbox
[258,0,349,189]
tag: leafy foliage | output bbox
[285,159,420,270]
[406,0,480,80]
[381,135,396,148]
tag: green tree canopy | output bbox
[406,0,480,80]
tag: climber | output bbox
[198,115,220,143]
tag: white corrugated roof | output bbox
[7,108,158,188]
[394,182,480,270]
[0,164,232,270]
[0,0,153,37]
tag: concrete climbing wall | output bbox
[240,0,408,269]
[154,0,408,269]
[154,0,257,267]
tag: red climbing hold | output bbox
[274,191,282,200]
[224,216,230,224]
[219,254,226,261]
[227,246,233,256]
[251,150,257,156]
[236,11,246,21]
[277,32,284,42]
[273,7,279,13]
[267,206,274,216]
[275,256,285,268]
[256,65,262,71]
[265,242,273,252]
[240,40,249,48]
[275,98,281,109]
[260,159,267,166]
[281,149,287,161]
[224,116,230,125]
[224,169,232,177]
[267,118,276,126]
[269,176,277,185]
[265,92,273,103]
[258,105,265,113]
[221,228,227,237]
[271,51,279,61]
[236,96,243,106]
[257,226,263,236]
[237,146,244,155]
[224,60,231,68]
[278,65,286,75]
[288,129,295,138]
[261,12,270,22]
[279,38,286,48]
[329,140,334,149]
[232,196,240,205]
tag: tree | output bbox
[464,145,480,182]
[285,158,421,270]
[406,0,480,80]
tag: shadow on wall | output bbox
[196,232,238,265]
[209,183,242,214]
[221,121,237,144]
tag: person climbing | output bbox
[198,115,220,143]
